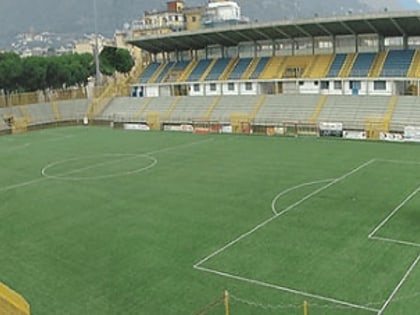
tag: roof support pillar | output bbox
[403,35,409,50]
[332,35,336,54]
[221,46,225,58]
[272,40,275,56]
[205,46,209,59]
[312,37,315,55]
[292,39,295,56]
[378,35,385,52]
[355,35,359,53]
[254,41,258,57]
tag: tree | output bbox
[99,46,134,76]
[114,48,134,75]
[0,52,22,95]
[19,56,48,92]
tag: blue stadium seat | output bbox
[228,58,252,80]
[205,58,232,81]
[350,52,376,77]
[250,57,270,79]
[381,49,415,77]
[156,62,175,83]
[327,54,347,77]
[188,59,213,81]
[139,63,161,83]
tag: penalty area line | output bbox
[378,253,420,315]
[194,159,375,267]
[194,265,380,313]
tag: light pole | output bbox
[93,0,101,86]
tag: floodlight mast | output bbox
[93,0,101,86]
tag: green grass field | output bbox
[0,126,419,315]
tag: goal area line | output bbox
[194,158,420,314]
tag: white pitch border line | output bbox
[195,265,380,313]
[377,254,420,315]
[368,185,420,241]
[194,159,376,311]
[271,179,335,215]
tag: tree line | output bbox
[0,47,134,96]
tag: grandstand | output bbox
[1,11,420,138]
[3,9,420,315]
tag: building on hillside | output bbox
[202,0,249,28]
[131,1,186,37]
[184,6,204,31]
[129,0,247,37]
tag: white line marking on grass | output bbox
[378,253,420,315]
[194,265,380,313]
[368,185,420,238]
[41,154,158,180]
[0,137,214,192]
[370,236,420,248]
[0,178,48,193]
[41,138,215,180]
[194,159,375,268]
[271,179,335,215]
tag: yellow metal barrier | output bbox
[147,112,161,130]
[241,57,260,80]
[0,282,30,315]
[309,94,328,123]
[369,51,388,78]
[202,96,221,121]
[338,53,357,77]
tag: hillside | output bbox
[0,0,416,48]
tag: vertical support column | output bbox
[292,39,296,56]
[403,35,409,50]
[312,37,315,55]
[378,35,385,52]
[332,35,336,55]
[272,39,276,56]
[221,45,225,58]
[254,41,258,57]
[355,35,359,53]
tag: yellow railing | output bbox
[241,57,260,80]
[200,58,218,81]
[338,53,357,77]
[134,98,153,120]
[407,50,420,78]
[309,94,328,123]
[163,96,182,121]
[177,60,198,82]
[220,57,239,80]
[202,96,221,121]
[369,51,388,78]
[249,94,267,120]
[148,63,167,83]
[383,95,398,131]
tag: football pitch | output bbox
[0,126,419,315]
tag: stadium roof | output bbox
[127,11,420,54]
